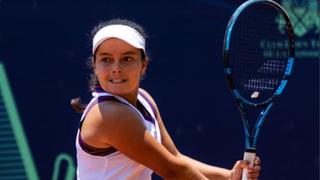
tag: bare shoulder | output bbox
[90,100,143,126]
[99,101,136,117]
[81,101,145,147]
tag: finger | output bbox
[230,160,247,179]
[247,173,259,179]
[247,178,258,180]
[239,160,251,169]
[247,171,259,179]
[232,160,250,177]
[234,160,249,168]
[247,165,261,178]
[248,164,261,172]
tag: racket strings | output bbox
[228,4,289,101]
[244,78,279,91]
[258,60,286,74]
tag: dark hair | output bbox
[71,18,148,113]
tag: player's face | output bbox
[94,38,147,101]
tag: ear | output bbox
[92,58,97,74]
[140,59,148,76]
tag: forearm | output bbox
[164,163,209,180]
[177,154,231,180]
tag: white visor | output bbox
[92,24,145,54]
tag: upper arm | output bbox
[88,101,182,178]
[138,88,181,156]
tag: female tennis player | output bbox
[71,18,261,180]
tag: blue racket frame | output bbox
[223,0,295,150]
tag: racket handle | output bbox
[241,149,256,180]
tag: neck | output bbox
[94,85,139,107]
[119,92,138,107]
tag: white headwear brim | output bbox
[92,24,145,54]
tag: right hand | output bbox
[229,157,261,180]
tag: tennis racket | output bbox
[222,0,295,179]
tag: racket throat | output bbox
[243,105,273,148]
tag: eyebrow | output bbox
[98,51,138,56]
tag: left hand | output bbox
[229,156,261,180]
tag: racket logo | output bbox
[277,0,320,37]
[251,91,260,99]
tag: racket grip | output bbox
[241,148,256,180]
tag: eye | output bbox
[123,56,134,62]
[100,57,112,62]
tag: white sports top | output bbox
[76,87,161,180]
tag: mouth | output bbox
[109,79,127,83]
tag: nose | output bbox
[112,61,122,74]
